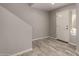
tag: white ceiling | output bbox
[30,3,71,11]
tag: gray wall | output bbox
[1,3,50,39]
[0,5,32,55]
[49,11,56,38]
[50,4,76,44]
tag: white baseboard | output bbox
[0,53,10,56]
[50,36,58,40]
[11,48,32,56]
[33,36,50,41]
[69,42,76,46]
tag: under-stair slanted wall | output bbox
[0,5,32,55]
[0,3,32,27]
[0,3,50,39]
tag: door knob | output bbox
[66,26,68,29]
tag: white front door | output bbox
[56,10,70,42]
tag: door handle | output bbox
[66,25,68,29]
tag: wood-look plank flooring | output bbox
[19,38,79,56]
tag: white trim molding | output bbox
[68,42,76,46]
[11,48,32,56]
[32,36,50,41]
[50,36,58,40]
